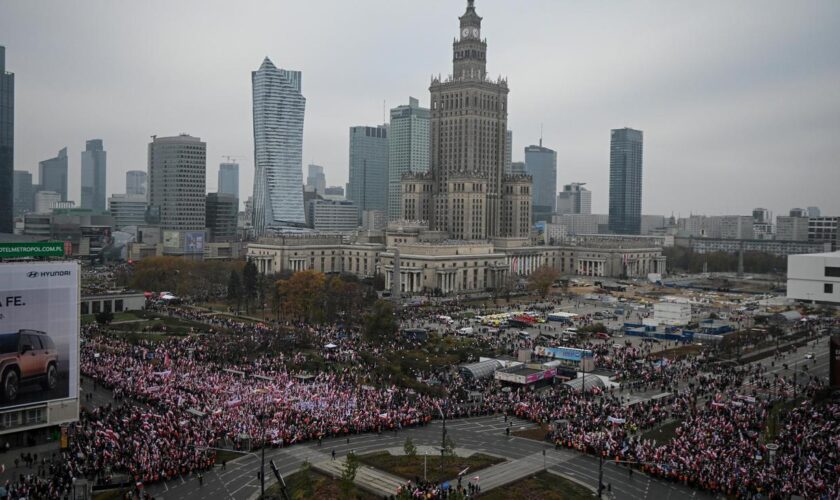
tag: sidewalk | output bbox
[0,441,62,484]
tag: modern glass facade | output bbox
[39,147,69,202]
[81,139,107,211]
[0,46,13,232]
[13,170,33,216]
[524,143,557,223]
[348,125,389,214]
[218,162,239,198]
[608,127,644,235]
[251,58,306,235]
[387,97,429,221]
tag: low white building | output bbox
[787,251,840,305]
[654,302,692,326]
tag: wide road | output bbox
[146,413,713,500]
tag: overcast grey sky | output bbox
[2,0,839,217]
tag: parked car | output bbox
[804,352,815,360]
[593,332,610,340]
[0,329,59,402]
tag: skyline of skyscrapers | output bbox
[251,57,306,235]
[0,46,13,233]
[348,124,388,215]
[81,138,107,211]
[524,142,557,223]
[608,127,644,235]
[147,134,206,231]
[218,162,239,199]
[387,97,429,221]
[38,147,68,202]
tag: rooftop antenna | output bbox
[383,100,387,124]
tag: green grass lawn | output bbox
[480,471,594,500]
[264,467,377,500]
[357,451,504,484]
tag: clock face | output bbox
[472,28,479,37]
[462,28,470,37]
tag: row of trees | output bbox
[226,266,381,323]
[129,256,244,299]
[664,247,787,274]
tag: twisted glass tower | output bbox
[251,57,306,235]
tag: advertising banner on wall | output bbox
[184,231,205,254]
[163,231,180,248]
[0,261,79,409]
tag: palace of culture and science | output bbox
[247,1,666,293]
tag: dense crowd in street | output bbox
[2,298,831,499]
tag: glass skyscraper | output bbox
[81,139,107,211]
[387,97,429,221]
[218,162,239,199]
[0,46,14,233]
[251,57,306,235]
[608,127,644,235]
[39,147,69,202]
[348,125,389,214]
[524,142,557,223]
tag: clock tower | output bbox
[453,0,486,80]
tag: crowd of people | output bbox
[1,295,828,499]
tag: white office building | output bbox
[251,57,306,235]
[787,251,840,305]
[108,193,147,230]
[147,134,206,231]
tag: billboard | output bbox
[184,231,205,254]
[0,261,79,410]
[163,231,181,248]
[534,346,593,362]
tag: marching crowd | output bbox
[0,298,835,499]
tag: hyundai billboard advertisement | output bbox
[0,262,79,409]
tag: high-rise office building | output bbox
[324,186,344,197]
[608,128,643,234]
[510,161,526,175]
[206,192,239,242]
[776,216,809,241]
[306,164,326,195]
[400,0,531,240]
[126,170,147,196]
[807,206,821,218]
[108,193,147,230]
[81,139,107,211]
[556,183,592,215]
[348,125,389,214]
[13,170,33,216]
[388,97,430,221]
[251,57,306,235]
[524,142,557,223]
[307,199,360,233]
[147,134,206,230]
[752,208,770,224]
[34,191,61,214]
[39,147,69,202]
[0,46,13,233]
[218,162,240,199]
[789,208,808,218]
